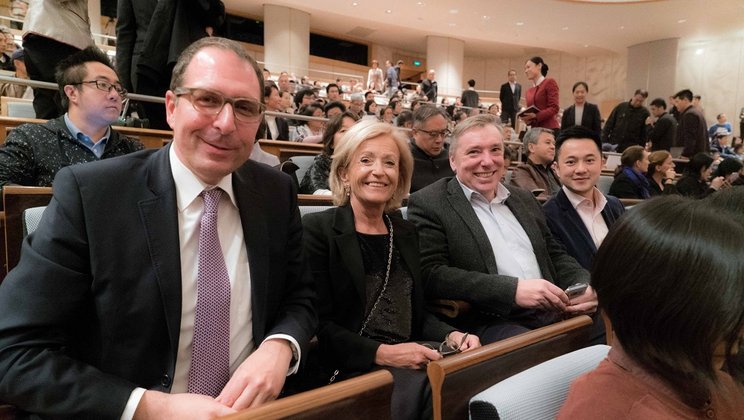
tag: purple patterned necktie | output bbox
[187,188,231,397]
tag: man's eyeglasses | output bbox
[415,128,451,139]
[423,333,469,356]
[73,80,127,98]
[174,87,265,123]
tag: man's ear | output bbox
[63,85,78,106]
[164,90,177,130]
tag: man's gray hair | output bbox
[522,127,554,157]
[449,114,504,157]
[413,104,449,127]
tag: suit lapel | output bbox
[332,206,367,300]
[232,163,270,340]
[446,179,499,274]
[138,144,182,357]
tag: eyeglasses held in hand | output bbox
[424,333,469,356]
[174,87,266,123]
[73,80,128,98]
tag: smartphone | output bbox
[565,283,589,299]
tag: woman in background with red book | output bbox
[521,56,560,131]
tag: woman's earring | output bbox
[344,185,351,197]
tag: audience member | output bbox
[499,70,521,129]
[646,150,677,196]
[0,48,31,99]
[561,82,601,137]
[22,0,93,119]
[364,99,378,117]
[674,89,708,158]
[709,113,733,139]
[647,97,677,151]
[302,120,479,419]
[290,103,324,142]
[0,36,317,419]
[420,69,438,103]
[461,79,479,109]
[675,152,724,198]
[711,157,743,187]
[366,59,383,93]
[395,110,413,129]
[280,91,294,114]
[543,125,624,271]
[510,127,561,198]
[0,47,143,191]
[325,83,341,102]
[299,111,360,195]
[381,105,395,124]
[293,88,315,110]
[409,105,454,192]
[116,0,225,130]
[0,26,14,71]
[407,114,594,344]
[349,92,364,118]
[559,196,744,419]
[262,84,289,140]
[277,71,291,94]
[385,60,399,98]
[601,89,650,152]
[323,101,346,119]
[9,0,28,30]
[521,57,559,130]
[608,145,650,199]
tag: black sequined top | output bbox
[357,232,413,344]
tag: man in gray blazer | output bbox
[407,114,596,343]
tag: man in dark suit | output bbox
[543,125,625,271]
[407,114,595,344]
[647,97,677,151]
[499,69,521,129]
[263,83,289,140]
[674,89,708,158]
[460,79,479,110]
[0,37,316,419]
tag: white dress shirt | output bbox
[265,115,279,140]
[121,147,300,419]
[562,185,609,249]
[458,179,542,280]
[574,104,584,126]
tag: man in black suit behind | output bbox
[499,69,521,129]
[407,114,595,344]
[0,37,316,419]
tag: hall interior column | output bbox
[263,4,310,79]
[426,36,465,99]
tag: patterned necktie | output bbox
[187,188,231,396]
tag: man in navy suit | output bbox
[499,69,521,129]
[0,37,316,419]
[543,125,625,270]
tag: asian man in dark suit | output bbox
[543,125,625,271]
[0,37,316,419]
[499,70,521,129]
[407,114,595,344]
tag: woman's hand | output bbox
[520,112,536,123]
[447,331,481,352]
[664,168,677,181]
[710,176,725,190]
[375,343,442,369]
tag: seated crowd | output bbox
[0,37,742,420]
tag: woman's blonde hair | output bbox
[329,120,413,211]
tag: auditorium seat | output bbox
[469,345,610,420]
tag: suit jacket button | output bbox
[160,374,172,387]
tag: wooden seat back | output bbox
[259,139,323,162]
[427,315,593,420]
[222,370,393,420]
[3,186,53,275]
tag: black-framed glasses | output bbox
[415,128,451,139]
[423,333,469,356]
[73,80,127,98]
[174,87,265,123]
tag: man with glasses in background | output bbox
[410,105,454,192]
[0,37,316,418]
[0,46,143,191]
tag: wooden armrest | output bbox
[427,299,471,318]
[221,370,393,420]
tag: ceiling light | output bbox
[483,15,491,20]
[695,48,704,55]
[385,9,392,13]
[584,44,589,48]
[677,19,687,23]
[619,25,625,29]
[562,26,569,30]
[416,1,424,5]
[352,1,358,5]
[516,21,524,26]
[449,9,459,14]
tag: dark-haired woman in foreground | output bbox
[559,196,744,418]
